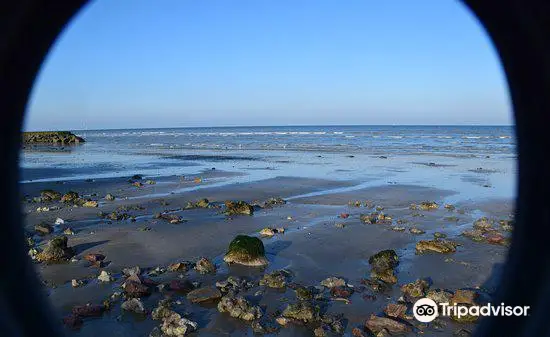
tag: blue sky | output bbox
[25,0,512,130]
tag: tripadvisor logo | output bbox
[413,298,530,323]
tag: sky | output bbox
[24,0,512,131]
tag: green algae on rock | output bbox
[22,131,85,144]
[36,236,74,263]
[224,200,254,216]
[416,239,459,254]
[223,235,268,267]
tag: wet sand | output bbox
[22,174,513,337]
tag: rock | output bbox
[187,287,222,303]
[486,232,508,245]
[102,211,131,221]
[453,328,473,336]
[361,278,391,292]
[391,226,405,232]
[500,219,514,232]
[282,302,319,323]
[98,270,114,282]
[168,261,193,273]
[105,193,116,201]
[369,250,399,271]
[433,232,447,238]
[185,198,210,209]
[451,289,477,305]
[61,191,80,203]
[36,236,74,263]
[217,295,262,321]
[194,257,216,274]
[418,201,439,211]
[224,200,254,216]
[364,315,410,335]
[473,217,494,231]
[82,200,98,208]
[71,279,84,288]
[260,270,289,288]
[371,269,397,284]
[145,180,156,185]
[161,312,197,336]
[259,227,276,236]
[409,227,425,235]
[320,276,346,288]
[63,314,83,329]
[72,304,104,318]
[276,317,290,326]
[131,174,143,181]
[330,286,354,298]
[352,327,367,337]
[40,189,62,201]
[63,227,75,235]
[133,181,143,187]
[444,204,456,211]
[295,286,313,300]
[34,223,53,235]
[121,298,146,314]
[321,313,345,334]
[124,281,151,298]
[84,253,105,263]
[335,223,346,228]
[223,235,268,267]
[400,279,429,301]
[152,299,174,320]
[23,131,85,144]
[314,327,326,337]
[360,212,392,225]
[154,212,186,224]
[384,303,407,318]
[427,289,453,304]
[122,266,141,277]
[263,197,286,208]
[461,229,486,242]
[415,239,459,254]
[340,213,350,219]
[169,280,195,292]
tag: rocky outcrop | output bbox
[224,201,254,216]
[22,131,85,144]
[223,235,268,267]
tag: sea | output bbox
[19,125,516,203]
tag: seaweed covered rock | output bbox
[223,235,268,267]
[217,295,262,321]
[416,239,458,254]
[473,217,494,231]
[195,257,216,274]
[160,312,197,336]
[368,249,399,284]
[320,277,346,289]
[260,270,290,288]
[400,279,430,302]
[185,198,210,209]
[22,131,85,144]
[259,227,284,237]
[61,191,80,204]
[263,197,286,208]
[410,201,439,211]
[360,212,392,225]
[34,223,53,235]
[154,212,186,224]
[282,302,319,323]
[224,201,254,216]
[36,236,73,262]
[40,189,62,201]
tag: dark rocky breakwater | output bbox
[22,131,85,145]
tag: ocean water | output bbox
[19,125,516,202]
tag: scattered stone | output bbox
[276,317,290,326]
[71,279,84,288]
[185,198,210,209]
[193,257,215,274]
[34,223,53,235]
[122,266,141,277]
[102,211,132,221]
[433,232,447,238]
[63,314,83,329]
[40,189,62,201]
[335,223,346,228]
[451,289,477,305]
[224,200,254,216]
[418,201,439,211]
[454,328,473,336]
[187,287,222,303]
[98,270,114,282]
[223,235,268,267]
[72,304,104,318]
[331,285,354,298]
[105,193,115,201]
[168,261,193,273]
[427,289,453,304]
[82,200,99,208]
[461,229,486,242]
[61,191,80,204]
[409,227,425,235]
[486,232,508,246]
[473,217,494,231]
[217,295,262,321]
[401,279,429,302]
[145,180,156,185]
[132,181,143,187]
[169,280,195,292]
[124,280,151,298]
[365,315,410,335]
[282,302,319,323]
[152,299,174,320]
[160,312,197,336]
[391,226,405,232]
[154,212,186,224]
[340,213,350,219]
[352,327,367,337]
[320,277,346,289]
[360,212,392,224]
[415,239,459,254]
[121,298,146,314]
[295,286,313,300]
[260,270,289,288]
[84,253,105,263]
[444,204,456,211]
[63,227,75,235]
[55,217,65,225]
[384,303,407,318]
[36,236,74,263]
[500,219,514,232]
[259,227,284,237]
